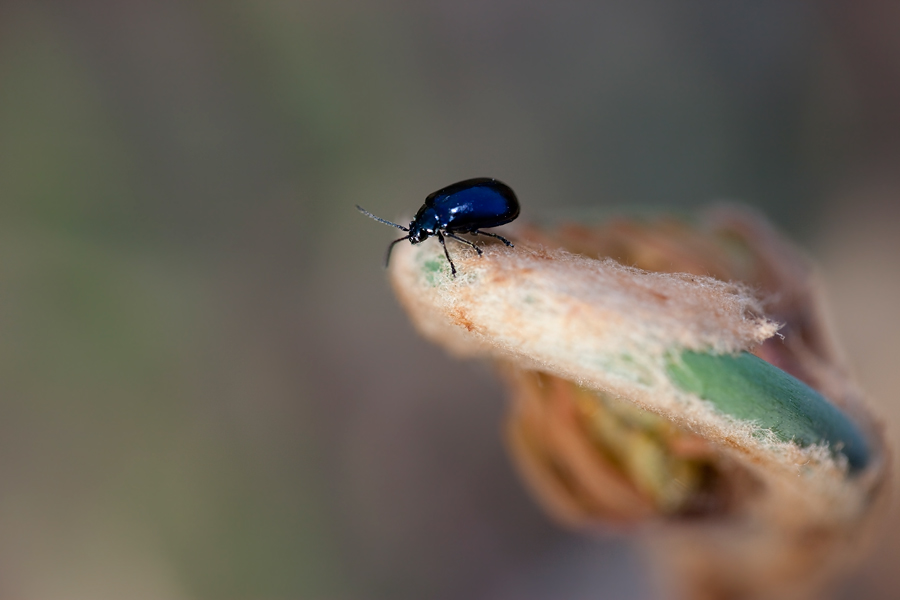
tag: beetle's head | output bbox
[407,222,429,244]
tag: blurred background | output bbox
[0,1,898,598]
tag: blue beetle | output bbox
[357,178,519,276]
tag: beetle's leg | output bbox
[385,235,410,268]
[437,232,457,276]
[472,230,514,247]
[445,232,483,256]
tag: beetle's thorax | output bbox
[408,208,440,243]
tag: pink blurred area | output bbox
[0,1,897,599]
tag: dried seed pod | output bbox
[387,206,889,600]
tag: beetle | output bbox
[356,177,519,276]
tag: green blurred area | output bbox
[0,4,341,597]
[0,2,897,599]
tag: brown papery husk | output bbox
[388,206,890,600]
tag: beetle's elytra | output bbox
[357,178,519,276]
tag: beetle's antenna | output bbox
[356,205,408,231]
[385,235,410,268]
